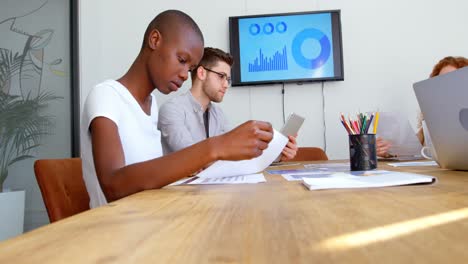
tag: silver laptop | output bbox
[413,66,468,170]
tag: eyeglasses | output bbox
[202,67,232,85]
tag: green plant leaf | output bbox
[0,90,60,185]
[8,155,34,166]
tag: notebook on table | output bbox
[302,170,436,190]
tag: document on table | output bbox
[281,171,334,181]
[196,129,288,178]
[267,168,325,175]
[268,162,351,181]
[268,163,350,175]
[188,173,266,185]
[387,160,438,167]
[303,162,350,172]
[168,173,266,186]
[302,170,436,190]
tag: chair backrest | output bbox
[290,147,328,161]
[34,158,90,223]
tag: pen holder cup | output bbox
[349,134,377,171]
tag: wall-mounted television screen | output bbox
[229,10,344,86]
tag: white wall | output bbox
[79,0,468,159]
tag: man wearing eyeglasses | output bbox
[158,47,298,161]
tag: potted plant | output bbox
[1,3,65,240]
[0,48,58,240]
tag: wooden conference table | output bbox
[1,161,468,263]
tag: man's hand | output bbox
[213,120,273,160]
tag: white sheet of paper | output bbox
[197,129,288,178]
[302,170,436,190]
[167,177,193,186]
[189,173,266,185]
[387,160,438,167]
[376,112,422,158]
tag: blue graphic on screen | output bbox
[238,13,334,82]
[249,46,288,72]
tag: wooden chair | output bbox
[289,147,328,161]
[34,158,90,223]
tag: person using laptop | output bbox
[377,56,468,157]
[158,47,298,161]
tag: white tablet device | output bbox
[280,113,305,137]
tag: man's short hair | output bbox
[191,47,234,80]
[141,10,204,50]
